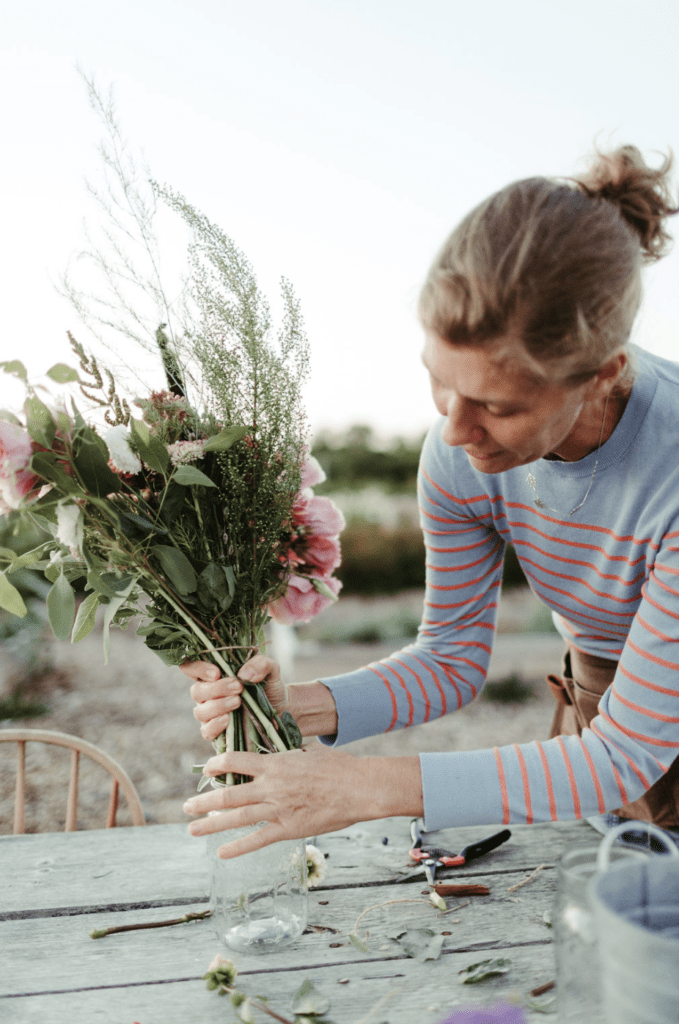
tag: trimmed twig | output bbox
[507,863,546,893]
[90,909,210,939]
[221,987,295,1024]
[353,898,434,940]
[434,883,489,896]
[530,980,556,997]
[438,899,470,916]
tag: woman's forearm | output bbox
[287,680,339,738]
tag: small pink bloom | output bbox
[269,574,341,624]
[304,533,341,575]
[303,494,346,536]
[300,452,326,490]
[0,420,41,513]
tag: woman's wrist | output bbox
[287,680,338,738]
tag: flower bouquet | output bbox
[0,190,344,785]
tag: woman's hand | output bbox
[183,747,424,858]
[180,655,289,742]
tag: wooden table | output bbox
[0,816,593,1022]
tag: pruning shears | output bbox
[397,818,511,885]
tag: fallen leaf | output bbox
[397,928,446,962]
[458,957,512,984]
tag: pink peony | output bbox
[296,494,345,537]
[269,574,342,624]
[300,452,326,490]
[0,420,40,514]
[304,533,341,575]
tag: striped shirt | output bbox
[320,346,679,830]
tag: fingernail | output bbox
[239,666,254,681]
[208,669,219,680]
[183,800,196,813]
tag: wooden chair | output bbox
[0,728,146,833]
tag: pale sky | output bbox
[1,0,678,441]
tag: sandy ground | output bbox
[0,588,565,833]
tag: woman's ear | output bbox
[590,350,629,398]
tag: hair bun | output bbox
[575,145,678,262]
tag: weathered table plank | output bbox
[0,867,554,995]
[1,943,557,1024]
[1,817,591,915]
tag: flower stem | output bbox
[90,910,210,939]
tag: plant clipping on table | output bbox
[0,183,344,785]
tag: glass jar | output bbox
[208,826,308,952]
[554,844,642,1022]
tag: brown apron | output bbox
[547,645,679,827]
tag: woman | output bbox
[182,145,679,858]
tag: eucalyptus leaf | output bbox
[173,464,216,487]
[157,481,186,526]
[0,572,28,617]
[71,592,102,643]
[30,451,82,496]
[202,425,249,452]
[129,417,169,474]
[0,408,22,425]
[397,928,445,962]
[46,363,79,384]
[458,957,512,984]
[102,592,133,665]
[121,512,167,536]
[348,932,370,952]
[279,711,303,749]
[46,571,76,640]
[291,978,330,1016]
[0,360,27,379]
[197,563,233,613]
[153,545,197,595]
[72,426,121,496]
[24,395,56,448]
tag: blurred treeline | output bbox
[311,425,527,595]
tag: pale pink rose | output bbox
[303,494,346,536]
[269,574,341,624]
[300,453,326,490]
[0,420,40,513]
[304,533,341,575]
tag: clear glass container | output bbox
[554,844,642,1022]
[208,826,308,952]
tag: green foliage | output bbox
[312,425,424,494]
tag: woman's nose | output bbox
[441,396,485,449]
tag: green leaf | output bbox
[46,571,76,640]
[0,360,27,380]
[397,928,445,962]
[24,395,56,448]
[202,426,249,453]
[348,932,370,952]
[71,592,101,643]
[129,418,169,474]
[72,426,121,496]
[224,565,235,596]
[197,563,234,614]
[152,545,197,595]
[4,543,51,570]
[279,711,303,750]
[311,577,339,601]
[291,979,330,1016]
[120,512,167,536]
[157,481,186,526]
[46,363,79,384]
[458,957,512,984]
[102,587,135,665]
[0,409,22,425]
[29,451,82,496]
[173,464,216,487]
[0,572,28,617]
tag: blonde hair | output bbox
[419,146,679,386]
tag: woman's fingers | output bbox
[180,660,222,683]
[237,654,279,683]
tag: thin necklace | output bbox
[525,390,612,516]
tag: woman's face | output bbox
[422,331,597,472]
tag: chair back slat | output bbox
[0,729,145,832]
[66,748,80,831]
[14,740,26,835]
[106,779,120,828]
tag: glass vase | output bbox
[208,826,308,952]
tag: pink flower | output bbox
[0,420,41,513]
[303,494,345,536]
[304,533,341,575]
[300,452,326,490]
[269,574,342,624]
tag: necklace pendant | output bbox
[526,471,537,492]
[533,497,548,510]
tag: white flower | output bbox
[305,844,327,887]
[167,439,206,465]
[104,425,142,475]
[56,503,82,553]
